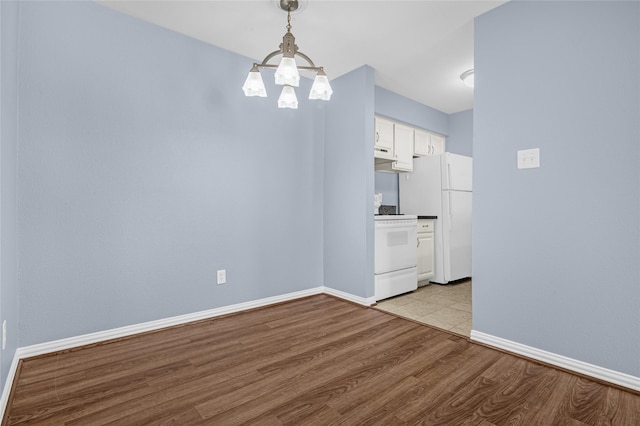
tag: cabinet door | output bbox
[417,232,434,281]
[414,129,430,157]
[374,117,394,152]
[430,134,446,155]
[392,124,414,172]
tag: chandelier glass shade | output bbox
[242,65,268,97]
[309,69,332,100]
[274,58,300,87]
[277,85,299,109]
[242,0,332,109]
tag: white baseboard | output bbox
[17,287,325,360]
[470,330,640,392]
[323,286,376,306]
[0,350,21,422]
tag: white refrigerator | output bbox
[399,153,472,284]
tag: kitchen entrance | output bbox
[374,152,473,337]
[375,279,472,336]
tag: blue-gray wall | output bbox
[374,172,398,209]
[0,0,19,392]
[447,109,473,156]
[11,0,326,358]
[375,86,449,136]
[324,66,375,298]
[474,1,640,376]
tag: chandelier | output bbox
[242,0,333,109]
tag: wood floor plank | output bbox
[555,376,637,426]
[464,359,557,424]
[3,295,639,426]
[194,319,416,423]
[611,388,640,425]
[394,342,498,422]
[259,325,436,423]
[326,329,456,416]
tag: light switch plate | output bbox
[517,148,540,169]
[217,269,226,285]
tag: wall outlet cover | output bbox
[517,148,540,169]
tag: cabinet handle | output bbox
[375,132,379,143]
[417,238,420,247]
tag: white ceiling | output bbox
[97,0,507,114]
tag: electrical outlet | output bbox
[517,148,540,169]
[217,269,226,285]
[2,320,6,350]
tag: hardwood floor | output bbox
[3,295,639,425]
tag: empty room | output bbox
[0,1,638,424]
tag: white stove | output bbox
[374,214,418,300]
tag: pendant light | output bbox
[242,0,332,109]
[277,85,299,109]
[242,64,268,97]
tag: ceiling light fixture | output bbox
[460,69,474,88]
[242,0,333,109]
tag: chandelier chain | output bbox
[286,5,292,32]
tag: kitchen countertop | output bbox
[374,214,418,221]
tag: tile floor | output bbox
[375,279,472,337]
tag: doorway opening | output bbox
[375,279,472,337]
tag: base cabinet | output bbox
[417,219,435,282]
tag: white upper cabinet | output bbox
[430,134,445,155]
[414,129,445,157]
[414,129,431,156]
[374,117,395,160]
[374,116,445,173]
[392,124,414,172]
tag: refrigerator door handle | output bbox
[447,163,452,190]
[449,193,453,231]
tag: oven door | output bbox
[374,219,417,274]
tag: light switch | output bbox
[517,148,540,169]
[217,269,226,285]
